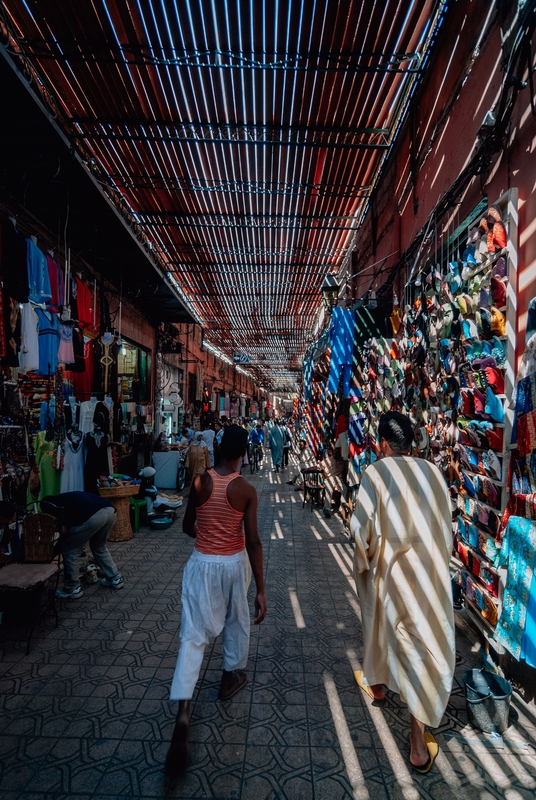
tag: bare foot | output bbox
[165,700,190,773]
[409,734,429,767]
[369,683,386,701]
[409,717,429,768]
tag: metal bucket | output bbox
[463,669,513,734]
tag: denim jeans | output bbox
[62,507,119,591]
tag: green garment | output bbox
[27,431,62,508]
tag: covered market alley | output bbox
[1,1,536,799]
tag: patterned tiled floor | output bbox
[1,458,536,799]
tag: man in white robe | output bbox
[350,411,455,773]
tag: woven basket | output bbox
[22,513,58,562]
[99,485,140,542]
[98,485,141,499]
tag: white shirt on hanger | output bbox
[79,397,98,433]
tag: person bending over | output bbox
[41,491,124,599]
[167,425,266,770]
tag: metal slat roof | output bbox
[1,0,445,388]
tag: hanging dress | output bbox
[27,238,52,305]
[84,430,110,493]
[58,323,75,364]
[79,398,98,433]
[34,308,60,376]
[61,432,86,492]
[19,303,39,373]
[26,430,62,507]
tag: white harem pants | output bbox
[170,549,252,700]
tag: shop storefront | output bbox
[0,212,158,511]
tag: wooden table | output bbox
[98,484,140,541]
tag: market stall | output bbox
[0,215,156,567]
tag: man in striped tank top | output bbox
[167,425,266,770]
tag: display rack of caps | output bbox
[344,200,512,632]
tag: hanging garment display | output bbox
[99,331,115,395]
[64,327,86,373]
[494,516,536,661]
[79,397,98,433]
[19,303,39,373]
[74,274,93,329]
[93,400,111,434]
[521,572,536,668]
[58,323,75,364]
[328,307,356,396]
[46,254,64,313]
[26,430,62,506]
[84,429,110,493]
[34,308,60,376]
[69,337,95,396]
[26,238,52,305]
[61,429,86,492]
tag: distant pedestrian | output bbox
[268,421,285,473]
[183,426,194,442]
[282,422,292,467]
[201,423,216,467]
[185,433,210,482]
[167,426,266,770]
[350,411,455,774]
[214,421,224,466]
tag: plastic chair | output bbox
[130,497,148,533]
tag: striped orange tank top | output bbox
[195,469,245,555]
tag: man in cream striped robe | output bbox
[350,411,455,772]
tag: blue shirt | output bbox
[249,428,264,445]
